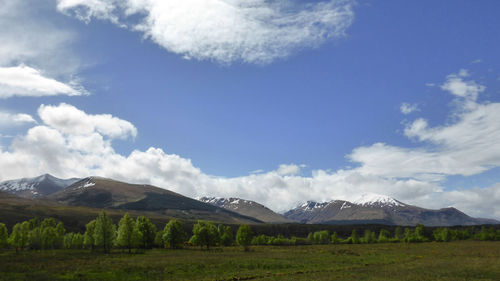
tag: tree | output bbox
[154,229,164,248]
[403,228,412,243]
[394,227,403,241]
[313,230,330,244]
[330,232,340,244]
[116,213,141,253]
[72,233,84,249]
[55,222,66,249]
[28,217,40,230]
[94,211,116,253]
[64,233,75,249]
[414,224,426,242]
[42,226,57,249]
[378,229,390,243]
[135,216,156,249]
[9,221,30,252]
[163,219,186,249]
[349,229,360,244]
[219,225,233,246]
[28,227,43,250]
[41,218,57,229]
[0,223,8,249]
[192,221,219,250]
[236,225,253,251]
[84,220,96,251]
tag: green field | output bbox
[1,241,499,281]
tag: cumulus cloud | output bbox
[400,102,419,114]
[0,70,499,218]
[0,65,86,98]
[38,103,137,139]
[56,0,355,64]
[0,111,36,127]
[440,69,485,102]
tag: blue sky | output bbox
[1,0,500,218]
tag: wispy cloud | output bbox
[0,65,86,98]
[57,0,355,64]
[0,111,36,127]
[400,102,419,115]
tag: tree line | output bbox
[0,212,499,253]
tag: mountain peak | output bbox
[353,193,405,207]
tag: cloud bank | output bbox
[56,0,355,64]
[0,70,499,219]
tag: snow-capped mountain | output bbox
[199,197,292,223]
[352,193,406,207]
[284,193,497,226]
[0,174,80,199]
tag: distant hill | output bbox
[199,197,292,223]
[284,193,499,226]
[0,174,79,199]
[48,177,262,224]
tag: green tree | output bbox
[403,228,412,243]
[154,229,164,248]
[28,227,43,250]
[116,213,141,253]
[219,225,233,246]
[42,226,57,249]
[84,220,96,250]
[362,230,376,244]
[55,222,66,249]
[330,232,340,244]
[349,229,360,244]
[41,218,57,229]
[163,219,186,249]
[64,233,75,249]
[9,221,30,252]
[94,211,116,253]
[394,227,403,241]
[72,233,84,249]
[378,229,390,243]
[313,230,330,244]
[414,224,426,242]
[192,221,219,250]
[0,223,8,249]
[236,225,253,251]
[135,216,156,249]
[28,217,40,230]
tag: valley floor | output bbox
[0,241,499,281]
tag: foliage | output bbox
[330,232,340,244]
[192,221,219,250]
[218,225,233,246]
[9,221,29,252]
[378,229,390,243]
[94,211,116,253]
[83,220,96,250]
[236,225,253,251]
[312,230,330,244]
[163,219,186,249]
[0,223,8,249]
[362,229,377,244]
[116,213,141,253]
[135,216,156,249]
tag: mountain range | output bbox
[1,174,498,227]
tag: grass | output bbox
[0,241,499,280]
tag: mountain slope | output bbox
[0,174,79,199]
[199,197,292,223]
[48,177,262,224]
[284,193,499,226]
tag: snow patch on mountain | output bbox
[353,193,405,207]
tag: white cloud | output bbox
[0,70,499,219]
[0,111,36,127]
[440,69,485,101]
[277,164,301,176]
[38,103,137,139]
[56,0,355,64]
[400,102,419,114]
[0,65,86,98]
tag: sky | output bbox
[1,0,500,219]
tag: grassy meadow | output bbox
[1,241,499,281]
